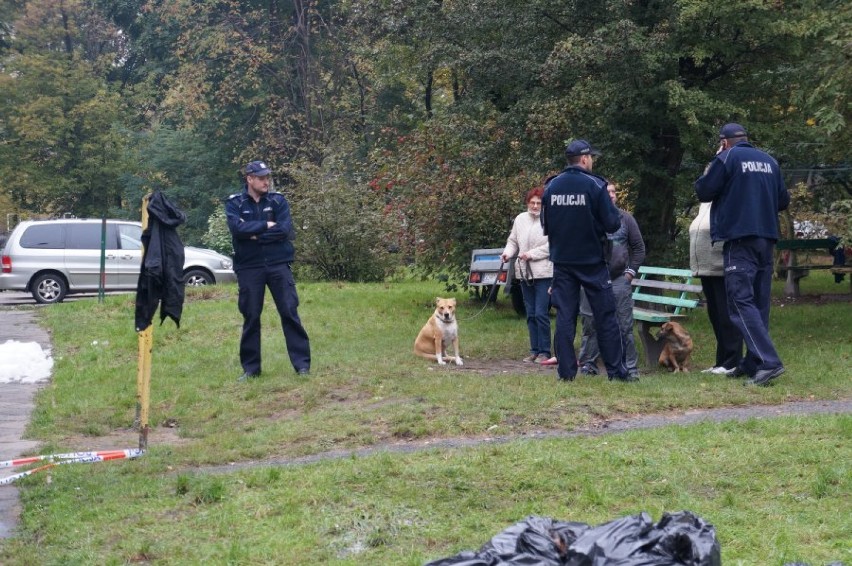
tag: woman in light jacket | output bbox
[689,201,743,374]
[501,187,554,363]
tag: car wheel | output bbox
[183,269,213,286]
[31,273,67,304]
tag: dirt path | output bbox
[194,398,850,475]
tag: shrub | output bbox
[286,161,398,282]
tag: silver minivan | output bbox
[0,219,236,303]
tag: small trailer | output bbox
[467,248,525,314]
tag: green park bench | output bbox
[776,238,850,296]
[631,266,702,370]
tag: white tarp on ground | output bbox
[0,340,53,383]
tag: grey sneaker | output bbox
[579,362,598,375]
[744,366,785,387]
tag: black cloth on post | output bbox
[135,191,187,331]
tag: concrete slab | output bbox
[0,308,51,539]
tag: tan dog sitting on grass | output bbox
[414,297,463,366]
[658,321,694,373]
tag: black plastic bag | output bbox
[425,511,720,566]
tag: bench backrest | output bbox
[631,266,702,315]
[776,239,835,252]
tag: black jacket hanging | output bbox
[135,190,187,331]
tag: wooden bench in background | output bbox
[631,266,702,369]
[776,238,850,296]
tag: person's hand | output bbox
[500,253,509,263]
[519,252,530,261]
[716,142,725,155]
[267,221,276,229]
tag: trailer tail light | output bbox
[1,255,10,273]
[497,271,507,283]
[469,272,481,284]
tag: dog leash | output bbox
[517,257,534,285]
[462,260,508,321]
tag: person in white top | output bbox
[501,187,555,363]
[689,201,743,375]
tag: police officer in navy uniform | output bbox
[225,160,311,381]
[695,123,790,386]
[542,140,631,382]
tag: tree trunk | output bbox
[425,69,433,118]
[293,0,312,131]
[633,127,684,263]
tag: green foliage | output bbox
[0,0,847,276]
[368,116,542,277]
[0,0,132,218]
[0,53,129,216]
[202,206,233,256]
[286,159,397,282]
[784,179,852,246]
[120,125,235,245]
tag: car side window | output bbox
[66,224,108,250]
[118,224,143,250]
[20,224,64,248]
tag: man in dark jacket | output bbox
[577,182,646,378]
[542,140,631,382]
[225,160,311,381]
[695,123,790,386]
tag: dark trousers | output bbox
[700,276,743,370]
[552,263,627,380]
[723,237,782,372]
[236,262,311,374]
[578,276,639,373]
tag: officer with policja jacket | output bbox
[695,123,790,387]
[225,160,311,382]
[542,139,630,383]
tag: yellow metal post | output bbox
[136,194,153,450]
[138,328,152,450]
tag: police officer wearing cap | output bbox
[225,160,311,381]
[542,140,631,382]
[695,123,790,386]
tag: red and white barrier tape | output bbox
[1,449,144,486]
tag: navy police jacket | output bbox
[541,166,621,265]
[694,142,790,243]
[225,187,296,271]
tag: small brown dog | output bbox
[414,297,463,366]
[658,321,693,373]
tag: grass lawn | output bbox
[1,270,850,565]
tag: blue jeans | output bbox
[520,278,552,357]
